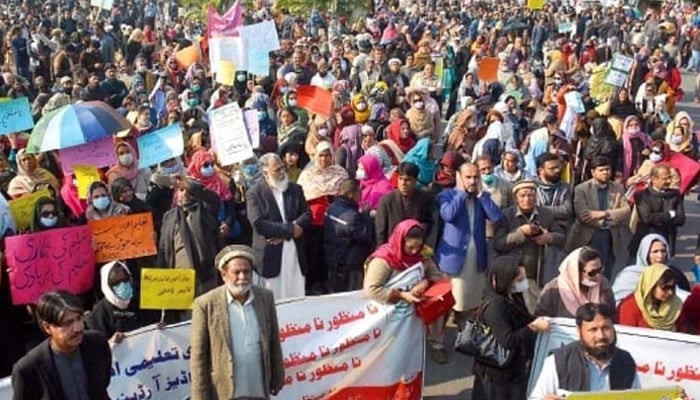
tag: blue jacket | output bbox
[435,190,503,275]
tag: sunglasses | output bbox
[659,284,676,292]
[202,162,214,168]
[40,210,57,218]
[583,267,604,277]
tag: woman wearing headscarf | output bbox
[279,141,307,183]
[472,256,551,400]
[279,89,309,127]
[608,87,639,121]
[535,246,616,318]
[446,108,481,159]
[351,93,372,124]
[111,177,150,214]
[0,152,16,196]
[88,261,159,343]
[580,117,620,182]
[335,120,363,177]
[84,181,130,221]
[277,107,307,147]
[620,115,652,182]
[403,137,436,189]
[105,142,152,201]
[613,234,691,306]
[618,264,683,331]
[7,149,60,199]
[665,111,694,156]
[29,196,68,233]
[356,154,393,212]
[626,140,681,190]
[472,109,505,165]
[297,141,350,293]
[386,118,416,154]
[60,175,87,221]
[304,115,333,158]
[432,151,464,191]
[405,91,435,140]
[363,219,446,361]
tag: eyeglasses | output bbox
[40,210,57,218]
[202,162,214,168]
[583,267,604,277]
[659,284,676,292]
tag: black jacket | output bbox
[246,181,311,278]
[323,197,375,274]
[553,341,637,392]
[87,299,160,339]
[11,331,112,400]
[474,291,536,385]
[631,187,685,255]
[374,189,434,245]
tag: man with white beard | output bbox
[246,153,311,300]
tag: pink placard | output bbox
[6,226,95,305]
[58,136,117,174]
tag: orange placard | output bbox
[88,213,157,263]
[477,57,499,83]
[175,45,201,69]
[296,85,334,118]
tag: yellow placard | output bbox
[566,386,683,400]
[8,188,51,231]
[527,0,545,9]
[140,268,196,310]
[216,60,236,86]
[73,165,102,199]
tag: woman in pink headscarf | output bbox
[356,154,393,212]
[535,246,616,318]
[620,115,652,181]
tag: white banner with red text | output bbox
[0,266,426,400]
[528,318,700,399]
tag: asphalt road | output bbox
[422,71,700,399]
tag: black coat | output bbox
[87,299,160,339]
[11,331,112,400]
[323,197,375,274]
[374,190,434,245]
[246,181,311,278]
[631,187,685,255]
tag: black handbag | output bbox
[453,299,513,368]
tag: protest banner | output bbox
[0,97,34,135]
[207,1,243,37]
[174,44,201,69]
[216,60,236,85]
[477,58,499,83]
[558,22,574,33]
[239,20,280,75]
[91,0,113,10]
[247,49,270,76]
[209,37,248,72]
[6,226,95,304]
[209,102,255,165]
[59,136,118,174]
[606,54,634,87]
[564,91,586,114]
[103,266,426,400]
[528,318,700,398]
[565,387,684,399]
[527,0,545,10]
[296,85,334,118]
[73,165,102,199]
[136,125,184,169]
[243,109,261,148]
[140,268,196,310]
[88,213,157,263]
[8,188,51,231]
[0,193,17,235]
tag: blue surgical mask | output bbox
[187,98,199,108]
[257,110,268,121]
[160,164,180,175]
[481,173,495,186]
[112,281,133,300]
[40,216,58,227]
[93,196,111,210]
[191,84,201,93]
[242,164,259,176]
[200,165,215,177]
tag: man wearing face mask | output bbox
[493,181,565,313]
[157,176,223,312]
[190,245,285,400]
[628,165,684,259]
[475,154,512,241]
[246,153,311,300]
[529,303,640,400]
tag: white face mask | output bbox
[318,128,329,137]
[512,279,529,293]
[356,102,367,111]
[119,153,134,166]
[288,99,297,107]
[672,136,683,145]
[414,101,425,110]
[649,152,662,162]
[355,168,366,180]
[581,277,600,288]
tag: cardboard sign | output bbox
[136,125,184,168]
[174,45,201,69]
[477,58,499,83]
[527,0,545,10]
[88,213,157,263]
[296,85,334,118]
[59,136,118,174]
[6,226,95,304]
[140,268,196,310]
[8,188,51,231]
[216,60,236,85]
[209,102,255,165]
[209,36,247,72]
[73,165,102,199]
[0,97,34,135]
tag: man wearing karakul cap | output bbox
[190,245,285,400]
[493,180,566,313]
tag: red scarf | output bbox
[369,219,425,271]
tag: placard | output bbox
[611,54,634,73]
[209,36,248,72]
[606,69,628,87]
[0,192,17,234]
[88,213,157,263]
[0,97,34,135]
[8,188,51,231]
[136,125,184,169]
[6,226,95,304]
[216,60,236,85]
[527,0,545,10]
[59,136,118,174]
[296,85,334,118]
[558,22,574,33]
[209,102,254,165]
[174,45,201,69]
[140,268,196,310]
[243,109,261,148]
[564,91,585,114]
[566,387,684,399]
[239,20,281,53]
[477,58,499,83]
[73,165,102,199]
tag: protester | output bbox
[84,181,130,221]
[618,263,684,331]
[190,245,284,400]
[105,142,151,201]
[7,149,60,199]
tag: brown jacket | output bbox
[190,285,285,400]
[565,179,630,253]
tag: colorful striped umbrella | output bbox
[26,101,132,153]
